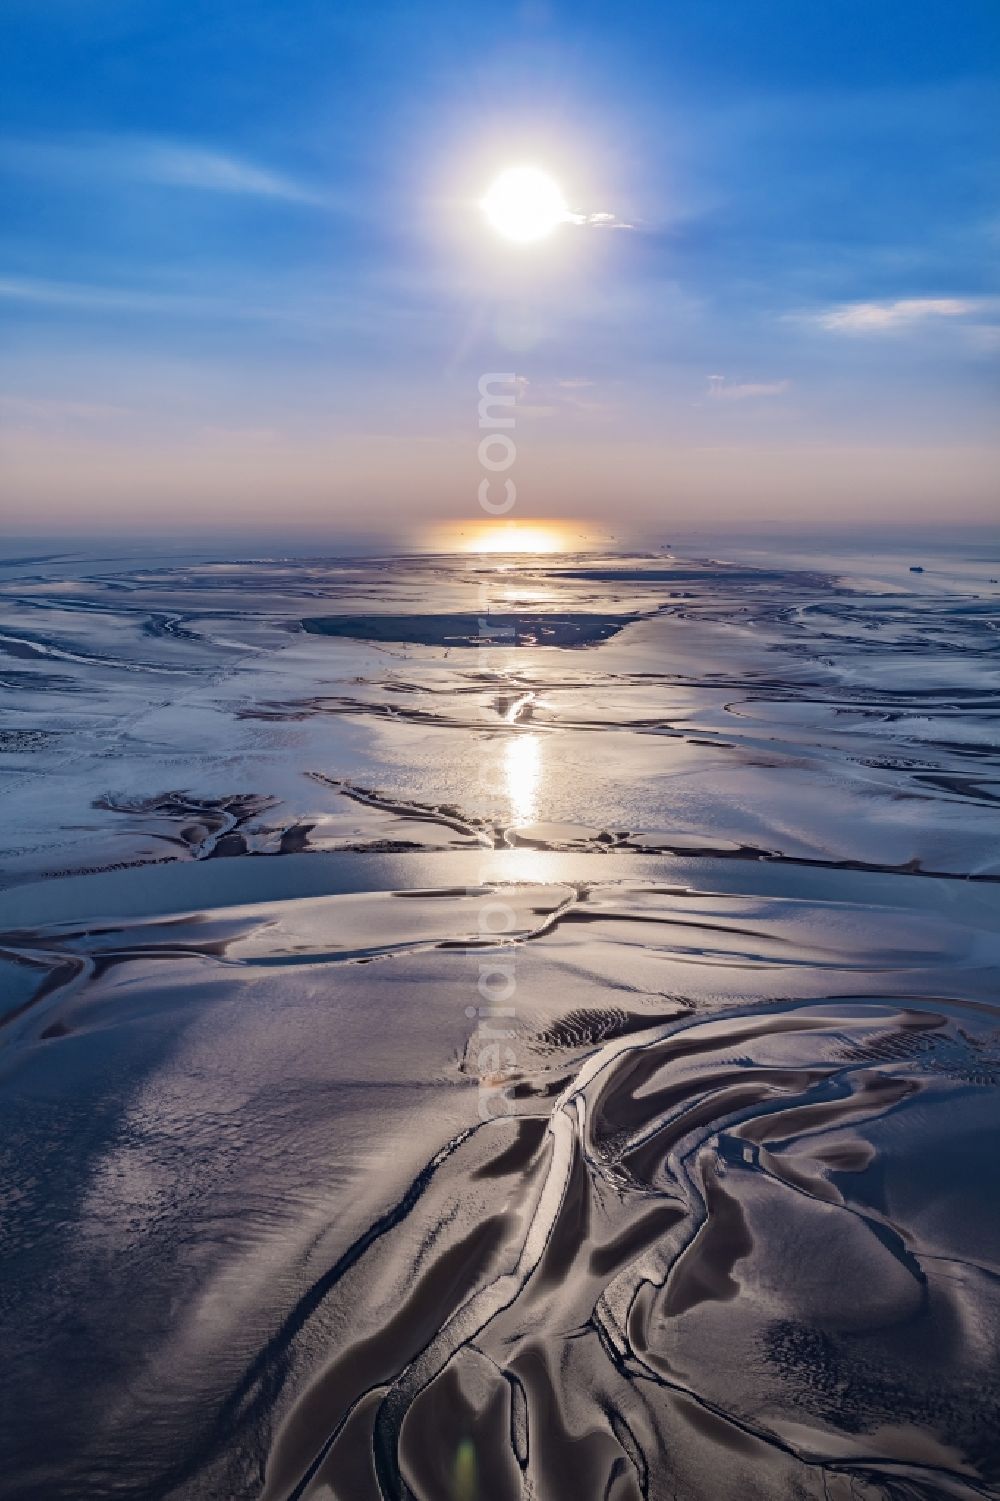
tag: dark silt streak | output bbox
[260,993,1000,1501]
[300,612,642,648]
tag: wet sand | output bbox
[1,547,999,1499]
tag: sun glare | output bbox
[481,166,570,243]
[465,521,567,554]
[425,520,603,555]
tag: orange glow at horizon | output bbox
[429,519,601,555]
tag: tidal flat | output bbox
[1,545,999,1500]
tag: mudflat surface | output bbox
[1,544,999,1500]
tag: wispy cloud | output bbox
[0,272,413,338]
[0,274,329,327]
[0,275,209,316]
[814,297,978,332]
[0,394,130,423]
[513,376,616,421]
[565,209,635,231]
[707,375,790,401]
[134,141,321,202]
[0,133,322,205]
[576,210,635,231]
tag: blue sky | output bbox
[1,0,998,536]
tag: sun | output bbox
[481,166,571,243]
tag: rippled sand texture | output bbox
[1,546,999,1500]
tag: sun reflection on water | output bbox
[504,732,541,827]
